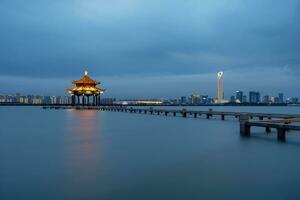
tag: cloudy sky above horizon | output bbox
[0,0,299,98]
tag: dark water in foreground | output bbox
[1,106,300,200]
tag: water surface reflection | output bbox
[64,110,105,198]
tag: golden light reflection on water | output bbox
[65,109,102,172]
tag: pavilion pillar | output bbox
[77,95,80,105]
[72,95,75,105]
[82,95,85,106]
[87,96,90,106]
[98,95,101,106]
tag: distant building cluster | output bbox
[162,95,214,105]
[159,92,298,105]
[0,93,119,105]
[160,72,299,105]
[215,72,298,105]
[0,93,71,104]
[0,71,299,106]
[229,91,298,104]
[0,91,299,106]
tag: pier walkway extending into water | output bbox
[42,105,300,141]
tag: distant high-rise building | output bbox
[19,96,28,104]
[32,97,42,104]
[0,95,5,103]
[7,96,13,103]
[181,96,187,104]
[200,95,208,104]
[14,93,21,103]
[26,95,34,104]
[286,97,299,104]
[217,71,224,103]
[249,91,260,103]
[171,99,180,105]
[230,95,235,103]
[59,96,70,104]
[242,95,247,103]
[272,97,280,104]
[50,96,57,104]
[207,98,214,104]
[262,95,270,103]
[191,94,201,105]
[235,91,243,103]
[43,96,51,104]
[278,93,284,104]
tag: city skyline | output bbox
[1,89,298,105]
[0,69,299,99]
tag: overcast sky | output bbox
[0,0,299,98]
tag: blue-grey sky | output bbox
[0,0,299,98]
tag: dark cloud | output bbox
[0,0,299,96]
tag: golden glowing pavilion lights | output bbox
[66,71,105,106]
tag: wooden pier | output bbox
[43,105,300,141]
[42,105,100,110]
[239,115,300,141]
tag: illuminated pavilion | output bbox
[67,71,105,106]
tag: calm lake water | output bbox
[1,106,300,200]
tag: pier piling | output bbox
[182,109,187,118]
[221,115,225,120]
[266,127,271,133]
[240,114,250,136]
[277,128,286,141]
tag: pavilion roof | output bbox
[67,86,105,93]
[72,71,100,85]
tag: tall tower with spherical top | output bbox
[217,71,224,103]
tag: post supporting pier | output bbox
[266,127,271,133]
[182,109,187,118]
[277,128,286,141]
[259,116,264,120]
[240,114,250,136]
